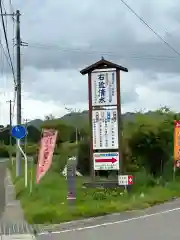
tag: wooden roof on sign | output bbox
[80,57,128,75]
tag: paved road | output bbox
[0,161,6,218]
[36,199,180,239]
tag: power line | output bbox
[27,43,180,61]
[0,28,14,73]
[11,86,16,121]
[119,0,180,57]
[0,0,16,84]
[0,33,4,82]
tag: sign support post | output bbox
[11,125,28,187]
[80,57,128,182]
[116,69,123,175]
[88,72,95,181]
[17,139,28,187]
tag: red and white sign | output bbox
[93,152,119,170]
[118,175,133,185]
[36,129,58,184]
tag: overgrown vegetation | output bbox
[6,107,180,223]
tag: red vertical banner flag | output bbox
[174,121,180,168]
[36,129,58,184]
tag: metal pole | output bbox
[16,10,22,177]
[75,127,78,145]
[17,139,28,187]
[75,127,79,167]
[116,69,123,175]
[29,159,33,194]
[6,100,13,163]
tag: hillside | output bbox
[28,119,43,130]
[28,109,169,129]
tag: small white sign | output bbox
[92,109,119,150]
[91,70,117,106]
[93,152,119,170]
[118,175,133,185]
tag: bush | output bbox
[126,116,173,177]
[51,154,67,173]
[77,140,90,175]
[42,120,76,143]
[26,144,38,156]
[0,145,9,158]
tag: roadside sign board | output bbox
[80,59,128,178]
[118,175,133,185]
[91,70,117,106]
[92,109,118,150]
[93,152,119,170]
[11,125,27,139]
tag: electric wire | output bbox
[11,87,16,122]
[27,42,180,61]
[27,0,180,61]
[119,0,180,57]
[0,0,16,84]
[0,0,16,128]
[0,30,13,72]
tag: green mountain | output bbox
[28,109,167,129]
[28,119,43,130]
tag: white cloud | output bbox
[0,66,180,126]
[0,0,180,125]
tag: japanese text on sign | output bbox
[36,129,58,184]
[93,152,119,170]
[92,109,118,150]
[91,70,117,106]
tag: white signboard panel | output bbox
[91,70,117,106]
[92,109,119,150]
[118,175,133,185]
[93,152,119,170]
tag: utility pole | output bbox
[64,106,80,160]
[1,10,27,176]
[6,100,13,162]
[15,10,22,176]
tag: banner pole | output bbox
[173,165,176,181]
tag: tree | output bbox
[126,112,173,177]
[42,119,76,143]
[44,114,55,120]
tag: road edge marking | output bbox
[38,207,180,235]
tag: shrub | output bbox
[42,120,76,143]
[0,145,9,158]
[77,139,90,175]
[127,116,173,177]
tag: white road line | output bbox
[1,234,36,239]
[38,207,180,235]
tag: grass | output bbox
[8,160,180,224]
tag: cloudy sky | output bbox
[0,0,180,125]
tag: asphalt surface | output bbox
[36,199,180,239]
[0,161,6,218]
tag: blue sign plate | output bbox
[11,125,27,139]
